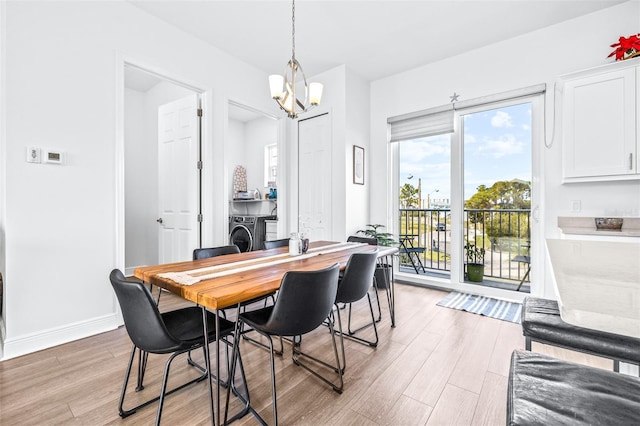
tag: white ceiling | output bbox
[129,0,626,82]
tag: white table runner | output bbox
[159,242,366,285]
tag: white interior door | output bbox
[158,94,200,263]
[298,113,332,241]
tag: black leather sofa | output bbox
[508,350,640,425]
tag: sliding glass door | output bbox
[395,94,541,295]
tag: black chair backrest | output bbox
[263,263,340,336]
[193,245,240,260]
[263,238,290,250]
[336,252,378,304]
[347,236,378,246]
[109,269,181,353]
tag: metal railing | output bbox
[398,208,531,284]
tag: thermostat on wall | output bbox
[44,150,64,165]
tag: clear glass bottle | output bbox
[289,232,301,256]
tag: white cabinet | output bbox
[561,60,639,182]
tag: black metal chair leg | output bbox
[344,293,379,347]
[136,349,148,391]
[118,345,209,420]
[241,321,284,356]
[371,275,383,322]
[155,351,181,425]
[118,345,138,418]
[268,335,279,425]
[334,306,347,373]
[292,313,344,393]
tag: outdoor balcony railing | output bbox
[398,208,531,287]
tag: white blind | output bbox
[388,104,454,142]
[387,84,546,143]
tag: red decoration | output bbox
[608,33,640,60]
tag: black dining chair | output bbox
[346,235,388,321]
[346,235,378,245]
[109,269,244,426]
[333,252,379,371]
[263,238,290,250]
[193,244,241,259]
[225,263,342,426]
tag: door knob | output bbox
[157,218,163,224]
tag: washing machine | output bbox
[229,215,276,252]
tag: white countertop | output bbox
[558,217,640,237]
[546,239,640,338]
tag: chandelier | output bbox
[268,0,323,119]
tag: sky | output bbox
[399,102,532,205]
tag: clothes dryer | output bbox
[229,215,276,252]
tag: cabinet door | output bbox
[562,68,636,179]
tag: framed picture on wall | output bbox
[353,145,364,185]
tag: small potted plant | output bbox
[464,241,485,282]
[358,224,396,288]
[357,224,396,247]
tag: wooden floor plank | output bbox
[426,384,478,426]
[403,312,476,407]
[471,371,508,426]
[448,315,501,394]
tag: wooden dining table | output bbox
[133,240,398,425]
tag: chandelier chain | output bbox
[291,0,296,60]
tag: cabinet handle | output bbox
[630,153,634,171]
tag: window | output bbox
[264,143,277,187]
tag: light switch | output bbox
[571,200,581,212]
[26,147,41,163]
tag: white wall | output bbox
[370,1,640,298]
[245,117,278,194]
[1,0,278,359]
[245,117,279,216]
[228,118,246,197]
[124,88,148,272]
[0,1,6,345]
[345,68,371,237]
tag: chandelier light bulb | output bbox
[269,75,285,100]
[309,82,323,105]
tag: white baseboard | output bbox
[0,313,119,361]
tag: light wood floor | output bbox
[0,283,612,425]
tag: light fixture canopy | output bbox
[269,0,322,119]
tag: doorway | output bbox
[226,101,281,239]
[123,64,202,274]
